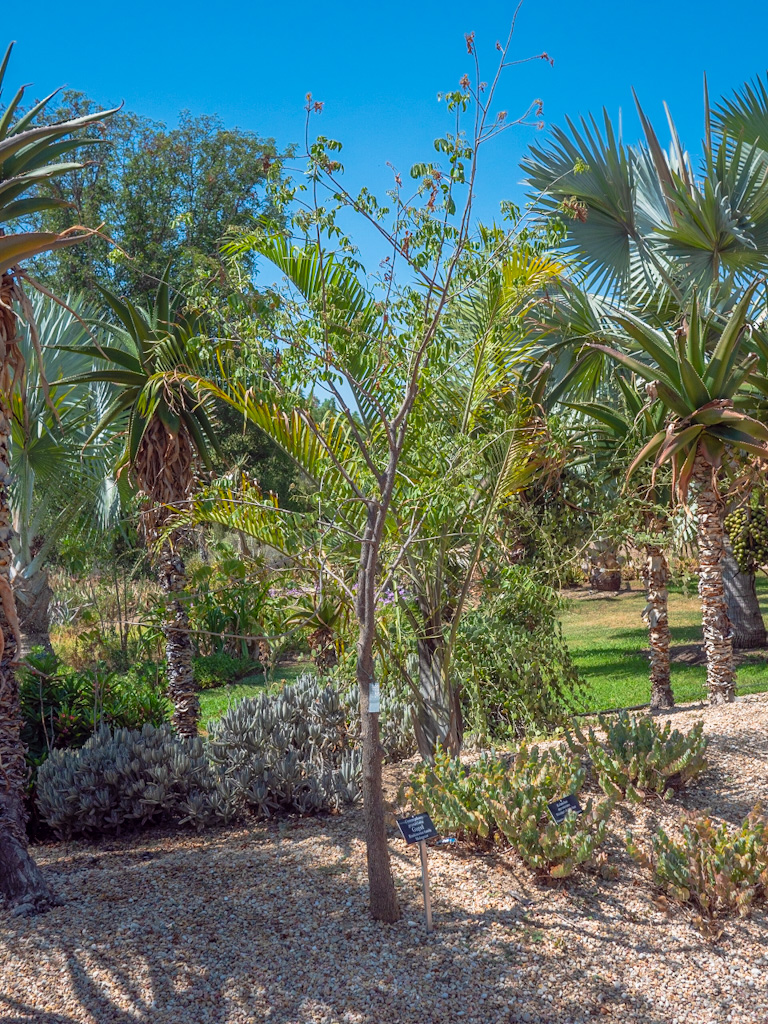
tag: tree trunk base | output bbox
[0,823,59,914]
[732,630,768,651]
[650,683,675,710]
[708,685,736,706]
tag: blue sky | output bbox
[12,0,768,264]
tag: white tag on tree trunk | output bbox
[369,681,381,713]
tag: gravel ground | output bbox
[1,695,768,1024]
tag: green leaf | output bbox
[707,285,757,395]
[678,357,711,409]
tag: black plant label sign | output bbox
[397,813,439,844]
[547,794,582,824]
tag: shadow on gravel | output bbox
[0,999,80,1024]
[3,821,765,1024]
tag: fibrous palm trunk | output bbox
[12,567,54,656]
[158,541,199,738]
[0,272,56,911]
[412,627,463,761]
[722,535,767,650]
[694,455,736,704]
[641,544,674,709]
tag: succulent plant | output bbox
[627,808,768,933]
[405,742,613,877]
[35,673,415,838]
[566,712,708,802]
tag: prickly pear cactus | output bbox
[566,712,708,802]
[404,741,613,877]
[627,808,768,933]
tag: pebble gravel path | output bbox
[1,695,767,1023]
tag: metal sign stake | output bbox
[418,839,433,933]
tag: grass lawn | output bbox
[199,661,311,727]
[560,577,768,712]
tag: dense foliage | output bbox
[28,95,284,301]
[455,566,585,740]
[19,652,169,769]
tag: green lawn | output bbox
[199,661,312,728]
[560,577,768,712]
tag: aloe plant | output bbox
[592,288,768,702]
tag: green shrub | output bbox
[193,651,252,690]
[404,744,614,877]
[455,567,585,742]
[627,810,768,933]
[19,651,170,767]
[184,541,288,659]
[566,712,708,802]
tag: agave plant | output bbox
[60,271,219,737]
[593,288,768,703]
[0,43,118,911]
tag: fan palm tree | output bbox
[523,79,768,655]
[593,288,768,703]
[11,293,123,654]
[61,273,218,737]
[521,89,768,303]
[0,43,118,911]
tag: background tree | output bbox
[0,43,117,910]
[24,94,285,302]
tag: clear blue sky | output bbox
[12,0,768,263]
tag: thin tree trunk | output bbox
[642,544,674,709]
[356,505,399,923]
[412,627,463,760]
[12,567,54,656]
[722,534,767,649]
[694,455,736,703]
[158,542,199,737]
[0,276,57,909]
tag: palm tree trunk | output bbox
[722,534,767,649]
[694,455,736,704]
[642,544,674,709]
[0,275,57,909]
[12,567,54,656]
[158,542,199,737]
[412,629,463,760]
